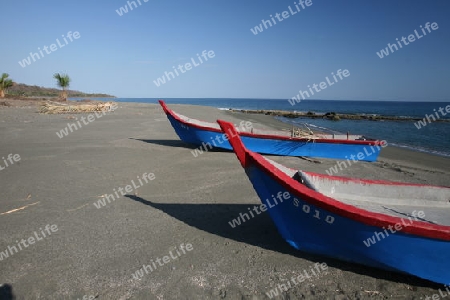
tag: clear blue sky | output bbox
[2,0,450,100]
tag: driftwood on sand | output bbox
[39,101,117,114]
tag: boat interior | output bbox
[266,157,450,227]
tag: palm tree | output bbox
[0,73,14,98]
[53,73,71,100]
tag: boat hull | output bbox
[246,164,450,284]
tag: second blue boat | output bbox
[159,100,384,161]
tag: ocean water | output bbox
[74,98,450,157]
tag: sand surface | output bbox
[0,102,449,300]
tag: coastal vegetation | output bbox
[53,73,71,101]
[0,73,14,98]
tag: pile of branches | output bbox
[40,101,116,114]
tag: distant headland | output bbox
[5,83,115,98]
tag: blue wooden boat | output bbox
[217,119,450,284]
[159,100,383,161]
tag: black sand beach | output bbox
[0,102,449,299]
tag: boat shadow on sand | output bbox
[125,194,439,288]
[0,284,15,300]
[130,138,196,149]
[130,138,230,152]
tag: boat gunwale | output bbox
[159,100,383,146]
[217,119,450,242]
